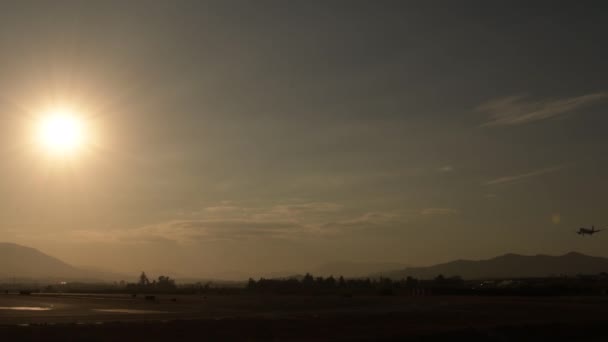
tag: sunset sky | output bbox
[0,1,607,278]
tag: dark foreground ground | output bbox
[2,293,608,341]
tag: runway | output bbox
[3,293,608,341]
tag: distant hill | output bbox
[0,242,123,281]
[380,252,608,280]
[317,261,408,278]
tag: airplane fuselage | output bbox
[577,226,601,236]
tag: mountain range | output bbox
[0,242,125,282]
[378,252,608,280]
[2,242,608,281]
[315,261,409,278]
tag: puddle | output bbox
[93,309,169,314]
[0,306,52,311]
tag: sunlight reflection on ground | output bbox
[0,307,52,311]
[93,309,169,314]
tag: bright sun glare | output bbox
[37,109,86,156]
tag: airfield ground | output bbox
[2,293,608,341]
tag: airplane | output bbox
[577,226,602,236]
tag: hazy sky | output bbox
[1,1,607,279]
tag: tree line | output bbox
[245,273,464,295]
[124,272,177,293]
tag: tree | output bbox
[405,276,418,288]
[302,273,314,287]
[157,275,177,290]
[139,272,150,286]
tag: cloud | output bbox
[420,208,459,216]
[203,205,242,214]
[483,165,564,186]
[478,92,607,127]
[70,219,310,245]
[69,202,407,244]
[438,165,454,172]
[321,211,408,232]
[251,202,343,221]
[154,219,306,242]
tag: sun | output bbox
[36,109,86,156]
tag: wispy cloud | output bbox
[483,165,565,186]
[438,165,454,173]
[478,92,607,127]
[321,211,408,233]
[420,208,459,216]
[71,219,314,245]
[69,202,408,244]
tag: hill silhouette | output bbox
[0,242,123,281]
[379,252,608,280]
[3,243,607,282]
[316,261,408,278]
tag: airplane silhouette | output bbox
[577,226,602,236]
